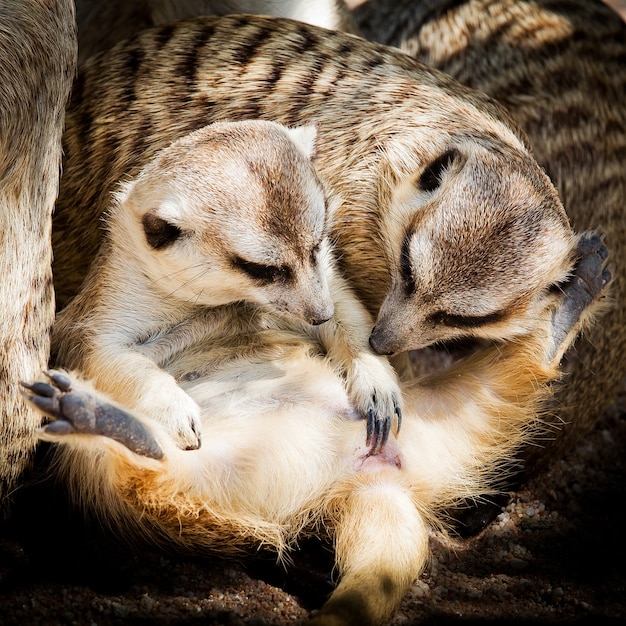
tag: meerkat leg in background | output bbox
[0,0,76,513]
[75,0,359,64]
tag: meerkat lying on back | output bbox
[53,119,401,450]
[25,221,610,626]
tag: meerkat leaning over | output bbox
[52,119,402,451]
[24,224,610,625]
[352,0,626,481]
[54,16,599,374]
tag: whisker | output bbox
[147,262,209,303]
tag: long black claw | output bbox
[380,415,391,450]
[366,408,375,446]
[395,404,402,436]
[44,370,73,392]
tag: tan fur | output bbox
[353,0,626,471]
[53,119,402,450]
[0,0,76,510]
[28,234,604,625]
[75,0,358,64]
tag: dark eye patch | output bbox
[400,231,416,294]
[417,149,460,193]
[429,309,506,329]
[232,256,292,283]
[142,212,183,249]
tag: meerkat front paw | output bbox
[21,370,164,459]
[547,231,611,364]
[135,383,202,451]
[346,354,403,453]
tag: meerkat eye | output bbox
[418,149,460,193]
[429,309,506,329]
[400,231,416,294]
[232,257,292,283]
[142,212,182,250]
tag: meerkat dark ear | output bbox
[142,210,182,250]
[418,149,461,193]
[286,124,318,160]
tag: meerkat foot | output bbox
[366,396,402,454]
[346,355,403,453]
[548,231,611,363]
[22,371,164,460]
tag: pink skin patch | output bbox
[355,437,403,472]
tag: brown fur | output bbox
[75,0,358,64]
[353,0,626,472]
[0,0,76,511]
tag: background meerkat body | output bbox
[0,0,76,512]
[75,0,358,64]
[353,0,626,473]
[54,16,573,348]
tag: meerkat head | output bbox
[370,137,577,356]
[111,119,334,325]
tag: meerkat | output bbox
[352,0,626,474]
[53,119,402,451]
[0,0,76,511]
[24,226,610,626]
[54,16,589,371]
[75,0,358,64]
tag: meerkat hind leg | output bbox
[22,371,164,460]
[547,231,611,364]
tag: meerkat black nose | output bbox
[310,313,332,326]
[369,331,394,356]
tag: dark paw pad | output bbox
[548,231,611,361]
